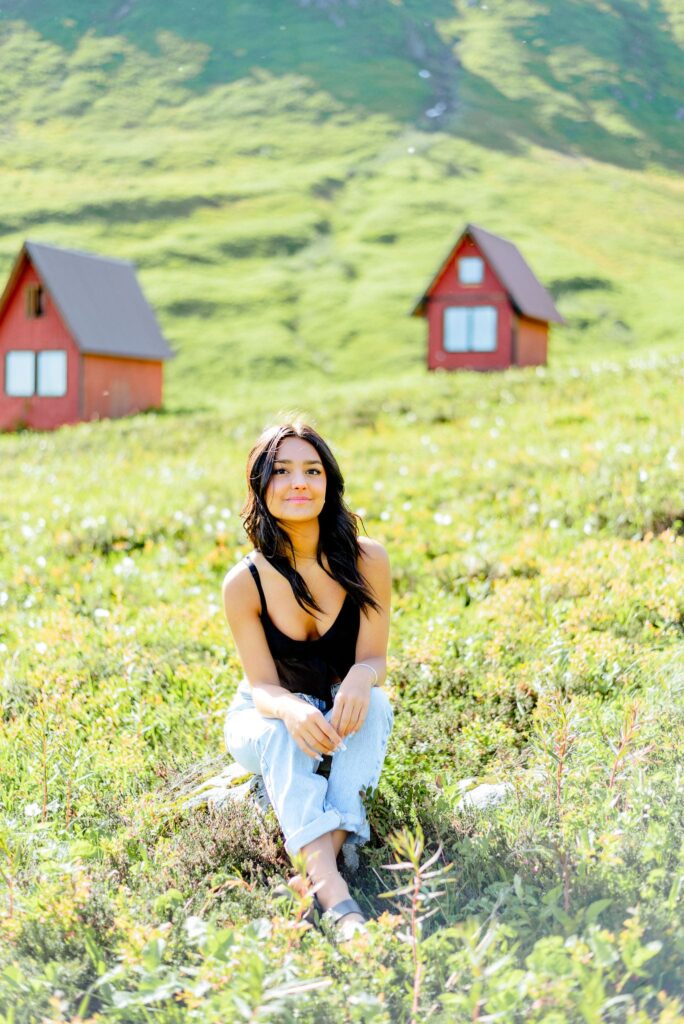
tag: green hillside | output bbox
[0,0,682,406]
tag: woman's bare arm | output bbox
[329,537,391,737]
[222,564,303,720]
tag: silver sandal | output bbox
[320,897,368,938]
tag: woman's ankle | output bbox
[315,873,350,912]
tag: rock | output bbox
[181,761,272,816]
[456,781,514,811]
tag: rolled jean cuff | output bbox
[335,816,370,846]
[284,809,342,856]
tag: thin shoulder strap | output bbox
[244,554,267,616]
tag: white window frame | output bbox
[458,257,484,285]
[37,350,67,397]
[4,349,68,397]
[443,306,498,353]
[5,351,36,397]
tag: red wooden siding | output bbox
[82,354,162,421]
[515,315,548,366]
[426,235,513,371]
[0,261,81,431]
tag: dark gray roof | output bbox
[411,223,565,324]
[24,241,175,361]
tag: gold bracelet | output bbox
[356,662,379,685]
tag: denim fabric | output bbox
[223,680,394,856]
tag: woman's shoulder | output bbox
[221,551,260,608]
[357,536,390,569]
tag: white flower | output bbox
[93,608,110,619]
[115,557,137,578]
[434,512,452,526]
[380,510,391,521]
[24,803,41,818]
[0,592,7,607]
[35,642,48,654]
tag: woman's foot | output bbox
[287,873,309,897]
[321,898,368,939]
[272,873,310,898]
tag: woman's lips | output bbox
[287,498,311,503]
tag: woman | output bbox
[221,420,394,939]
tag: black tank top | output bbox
[245,554,360,708]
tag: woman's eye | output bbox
[273,468,287,475]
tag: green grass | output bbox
[1,356,683,1021]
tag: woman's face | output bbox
[264,436,327,524]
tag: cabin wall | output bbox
[515,315,548,366]
[0,261,81,431]
[426,235,513,371]
[82,354,162,421]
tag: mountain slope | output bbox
[0,1,681,405]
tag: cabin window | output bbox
[26,285,44,318]
[443,306,498,352]
[458,257,484,285]
[4,349,68,397]
[5,351,36,396]
[37,351,67,397]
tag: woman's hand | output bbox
[329,676,372,739]
[282,700,343,759]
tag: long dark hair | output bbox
[241,420,380,617]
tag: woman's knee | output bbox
[259,717,296,758]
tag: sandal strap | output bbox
[323,897,365,923]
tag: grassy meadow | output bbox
[1,0,684,1020]
[2,356,684,1021]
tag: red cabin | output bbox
[411,224,564,371]
[0,241,175,432]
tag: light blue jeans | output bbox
[223,680,394,856]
